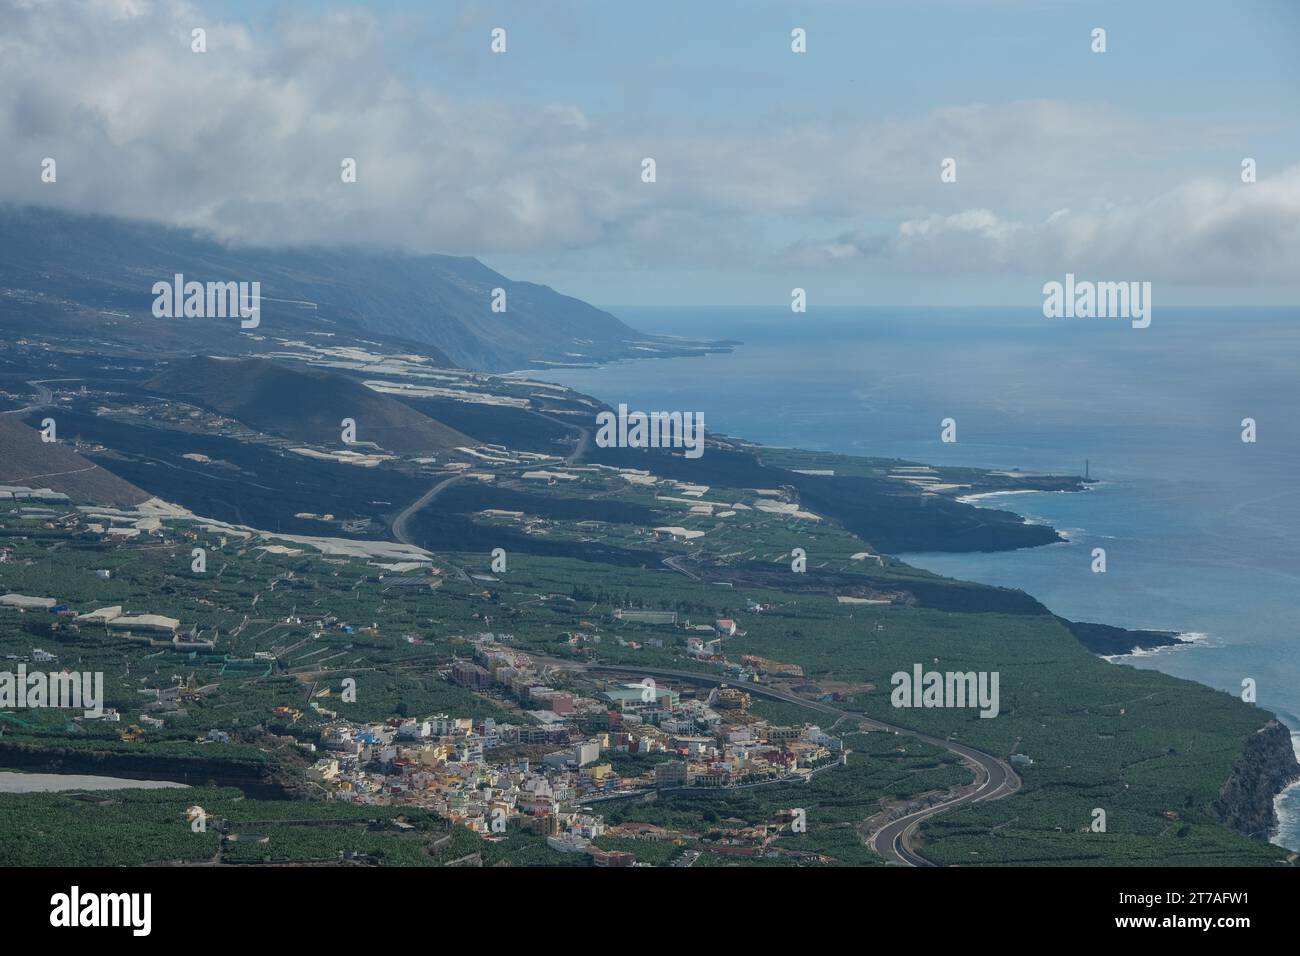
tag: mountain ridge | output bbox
[145,356,475,456]
[0,205,728,371]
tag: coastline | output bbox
[1102,630,1209,662]
[1273,731,1300,850]
[1061,619,1193,657]
[525,369,1249,666]
[956,486,1095,505]
[516,364,1300,851]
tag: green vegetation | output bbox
[0,422,1292,867]
[0,785,454,867]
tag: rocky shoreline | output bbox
[1214,719,1300,843]
[1059,619,1190,656]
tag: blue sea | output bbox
[523,305,1300,851]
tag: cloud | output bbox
[1,0,1294,289]
[1,0,633,254]
[780,166,1300,283]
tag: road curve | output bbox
[870,735,1017,866]
[531,410,590,464]
[390,409,588,548]
[1,379,69,416]
[391,473,465,545]
[556,660,1019,866]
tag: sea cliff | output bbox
[1214,719,1300,842]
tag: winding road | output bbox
[1,379,75,416]
[869,735,1017,865]
[391,473,466,545]
[389,408,589,547]
[547,660,1020,866]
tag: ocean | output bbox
[523,305,1300,850]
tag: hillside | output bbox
[0,414,150,507]
[145,357,475,456]
[0,205,727,371]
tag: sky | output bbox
[2,0,1298,308]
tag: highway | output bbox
[661,555,702,580]
[546,659,1019,866]
[389,408,588,547]
[1,378,75,416]
[391,473,466,545]
[869,735,1017,866]
[530,411,590,465]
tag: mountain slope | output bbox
[0,205,724,371]
[0,414,151,507]
[146,356,475,456]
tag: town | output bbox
[303,636,846,864]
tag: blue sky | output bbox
[5,0,1298,307]
[214,0,1298,122]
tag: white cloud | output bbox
[783,167,1300,283]
[1,0,1294,290]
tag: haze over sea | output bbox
[525,305,1300,849]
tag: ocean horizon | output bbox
[523,304,1300,851]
